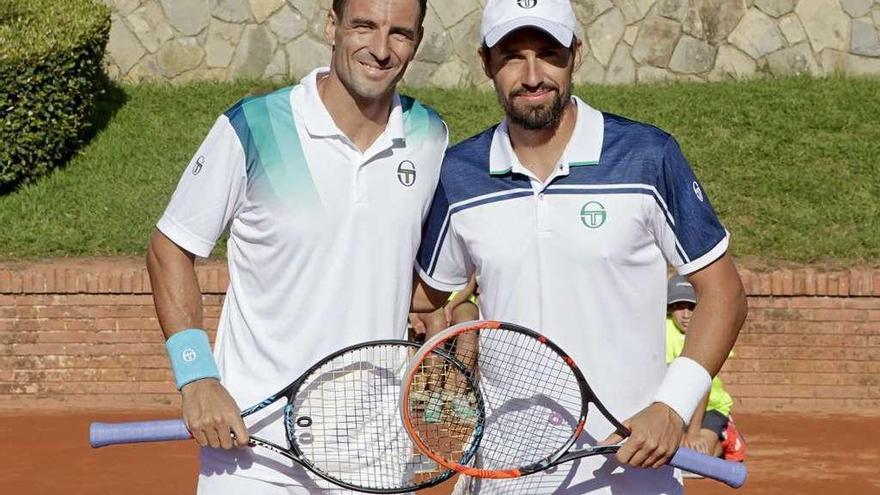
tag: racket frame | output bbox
[401,321,626,479]
[400,320,747,489]
[92,339,467,494]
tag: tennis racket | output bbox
[399,321,748,488]
[90,340,478,493]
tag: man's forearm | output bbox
[653,255,746,426]
[146,230,204,339]
[681,255,748,376]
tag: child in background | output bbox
[667,274,746,462]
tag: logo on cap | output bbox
[580,201,606,228]
[397,160,416,187]
[517,0,538,8]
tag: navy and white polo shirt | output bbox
[417,96,727,494]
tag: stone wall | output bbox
[1,259,878,413]
[103,0,880,86]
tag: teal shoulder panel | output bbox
[225,87,322,211]
[401,95,445,144]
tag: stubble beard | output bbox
[501,82,571,130]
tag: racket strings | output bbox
[406,327,584,472]
[291,343,448,491]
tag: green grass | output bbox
[1,77,878,265]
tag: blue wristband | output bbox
[165,328,220,390]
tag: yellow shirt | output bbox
[665,317,734,417]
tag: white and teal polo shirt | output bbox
[158,67,447,485]
[417,96,727,494]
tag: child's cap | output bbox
[667,274,697,305]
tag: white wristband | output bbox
[652,357,712,426]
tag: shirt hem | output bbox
[157,215,216,258]
[416,264,468,293]
[677,232,730,276]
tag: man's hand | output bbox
[601,402,685,469]
[410,309,449,340]
[181,379,249,449]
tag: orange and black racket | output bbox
[399,320,747,488]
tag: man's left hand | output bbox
[601,402,685,469]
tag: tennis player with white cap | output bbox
[413,0,748,493]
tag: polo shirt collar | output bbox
[488,96,604,176]
[297,67,406,143]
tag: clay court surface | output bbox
[2,412,877,494]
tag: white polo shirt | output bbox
[417,97,728,494]
[158,67,448,485]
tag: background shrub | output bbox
[0,0,111,189]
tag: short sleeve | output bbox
[648,137,729,275]
[157,116,246,258]
[416,178,473,292]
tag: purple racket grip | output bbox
[89,419,191,448]
[670,446,747,488]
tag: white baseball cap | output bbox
[481,0,581,48]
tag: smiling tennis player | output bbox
[146,0,447,493]
[411,0,748,493]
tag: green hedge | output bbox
[0,0,111,188]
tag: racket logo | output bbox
[397,160,416,187]
[181,348,197,363]
[517,0,537,8]
[579,201,606,228]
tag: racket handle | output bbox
[89,419,191,448]
[670,446,747,488]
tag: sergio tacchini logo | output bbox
[580,201,606,228]
[397,160,416,187]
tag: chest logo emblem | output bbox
[517,0,537,8]
[580,201,606,228]
[397,160,416,187]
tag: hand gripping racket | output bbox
[90,340,478,493]
[399,321,747,488]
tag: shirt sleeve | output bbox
[648,136,729,275]
[416,177,473,292]
[156,116,246,258]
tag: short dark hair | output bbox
[332,0,428,26]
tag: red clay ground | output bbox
[1,412,877,494]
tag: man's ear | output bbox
[572,37,583,73]
[324,8,339,47]
[479,45,493,80]
[413,26,424,56]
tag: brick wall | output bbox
[1,259,878,413]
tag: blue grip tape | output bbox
[165,328,220,389]
[670,446,748,488]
